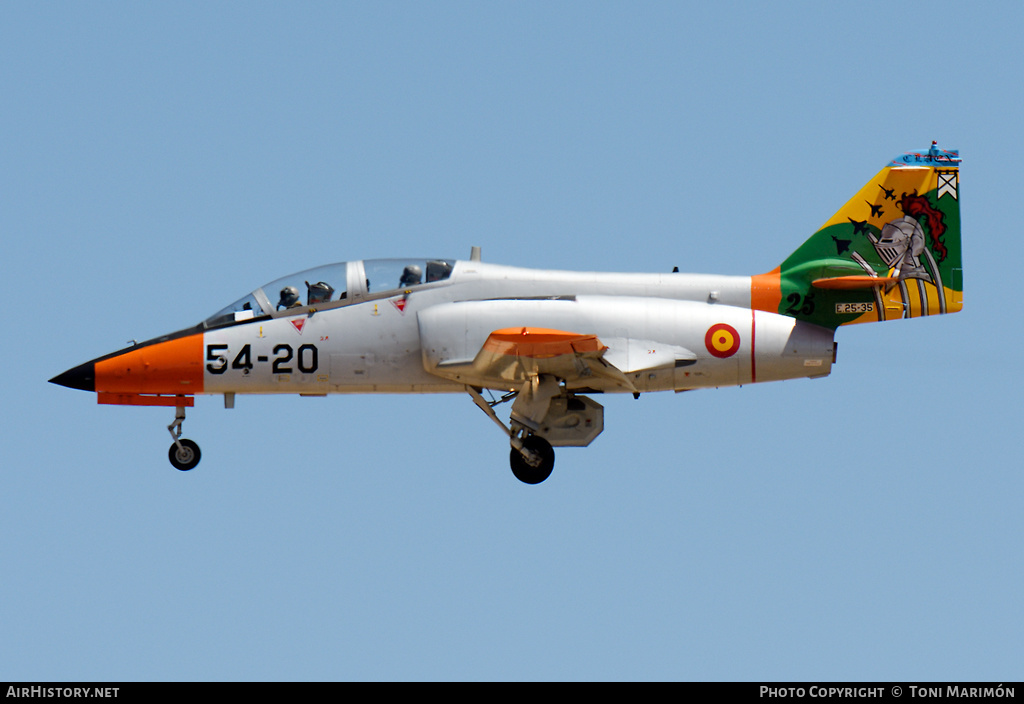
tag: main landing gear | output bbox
[167,404,201,471]
[468,385,555,484]
[509,431,555,485]
[469,374,608,485]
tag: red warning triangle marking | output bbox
[290,319,306,334]
[391,298,407,314]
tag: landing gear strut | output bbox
[468,382,559,485]
[167,404,201,471]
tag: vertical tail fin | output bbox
[752,144,963,328]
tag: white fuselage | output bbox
[201,260,835,396]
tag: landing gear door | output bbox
[536,396,604,447]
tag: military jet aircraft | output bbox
[51,145,963,483]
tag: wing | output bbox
[438,326,636,391]
[417,298,697,392]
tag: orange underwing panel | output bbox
[482,328,606,359]
[95,334,204,395]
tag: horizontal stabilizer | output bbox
[811,275,900,290]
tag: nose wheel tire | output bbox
[169,439,201,471]
[510,434,555,484]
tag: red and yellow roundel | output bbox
[705,323,740,358]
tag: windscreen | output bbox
[204,262,350,328]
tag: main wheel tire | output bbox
[169,439,201,471]
[510,435,555,484]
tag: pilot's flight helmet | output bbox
[278,286,300,309]
[426,260,453,282]
[400,264,423,287]
[306,280,335,304]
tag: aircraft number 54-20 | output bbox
[206,343,320,375]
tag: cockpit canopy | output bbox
[203,258,455,328]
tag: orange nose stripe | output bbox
[95,334,204,394]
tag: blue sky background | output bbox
[3,1,1022,681]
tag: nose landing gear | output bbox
[167,404,201,471]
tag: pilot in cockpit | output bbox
[426,260,453,282]
[399,264,422,288]
[306,280,335,305]
[277,286,302,310]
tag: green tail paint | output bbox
[756,144,962,329]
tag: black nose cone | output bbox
[49,361,96,392]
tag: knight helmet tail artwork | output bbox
[752,143,963,328]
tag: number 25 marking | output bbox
[785,292,815,316]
